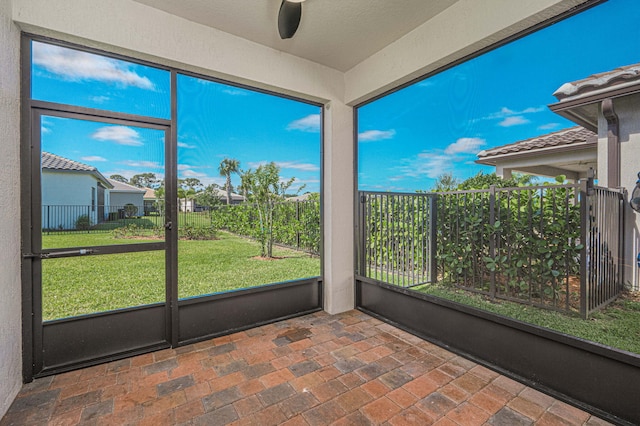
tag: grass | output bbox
[415,283,640,354]
[42,231,320,321]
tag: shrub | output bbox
[179,225,217,240]
[123,203,138,218]
[75,214,91,230]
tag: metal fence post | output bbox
[579,179,589,319]
[358,192,367,277]
[430,194,437,284]
[489,185,496,300]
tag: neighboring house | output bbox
[476,62,640,290]
[143,187,158,215]
[107,179,146,218]
[215,187,245,205]
[41,152,113,229]
[287,193,316,202]
[476,126,597,182]
[180,187,245,212]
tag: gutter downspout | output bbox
[602,98,620,187]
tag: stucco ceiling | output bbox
[132,0,459,72]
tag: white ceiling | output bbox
[132,0,458,72]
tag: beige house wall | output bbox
[0,0,23,419]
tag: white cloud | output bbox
[178,142,196,149]
[498,116,529,127]
[41,117,53,134]
[92,126,143,146]
[81,156,107,162]
[32,42,155,90]
[484,106,544,120]
[222,88,249,96]
[275,161,319,172]
[287,114,320,132]
[358,129,396,142]
[394,136,485,180]
[91,95,110,104]
[247,161,267,169]
[246,161,319,172]
[538,122,560,130]
[444,137,486,155]
[178,164,208,171]
[180,169,208,178]
[121,160,162,169]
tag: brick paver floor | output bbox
[1,310,613,425]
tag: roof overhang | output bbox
[476,137,597,180]
[549,78,640,131]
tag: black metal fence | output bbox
[581,183,626,318]
[357,191,437,287]
[42,204,164,233]
[42,201,321,255]
[357,181,625,318]
[437,184,582,313]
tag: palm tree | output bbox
[218,158,240,205]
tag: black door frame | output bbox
[24,104,175,379]
[21,35,324,382]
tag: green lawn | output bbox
[41,231,320,321]
[415,283,640,354]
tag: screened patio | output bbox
[1,0,638,425]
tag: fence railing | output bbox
[357,191,437,288]
[41,201,321,255]
[357,181,625,318]
[42,204,164,233]
[581,184,626,317]
[437,184,582,313]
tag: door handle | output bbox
[23,248,95,259]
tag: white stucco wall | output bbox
[0,0,23,419]
[109,192,144,215]
[598,95,640,291]
[323,101,355,314]
[41,171,103,229]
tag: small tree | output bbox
[129,173,158,188]
[242,162,300,258]
[218,158,240,205]
[433,172,460,192]
[194,184,223,209]
[109,174,128,183]
[178,178,202,212]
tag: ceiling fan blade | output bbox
[278,0,302,39]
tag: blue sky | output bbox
[33,0,639,195]
[358,0,640,192]
[33,43,321,194]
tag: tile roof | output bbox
[108,179,146,193]
[41,151,113,188]
[477,126,596,159]
[41,151,97,172]
[553,62,640,101]
[143,187,156,199]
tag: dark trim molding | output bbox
[602,98,620,187]
[356,279,639,425]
